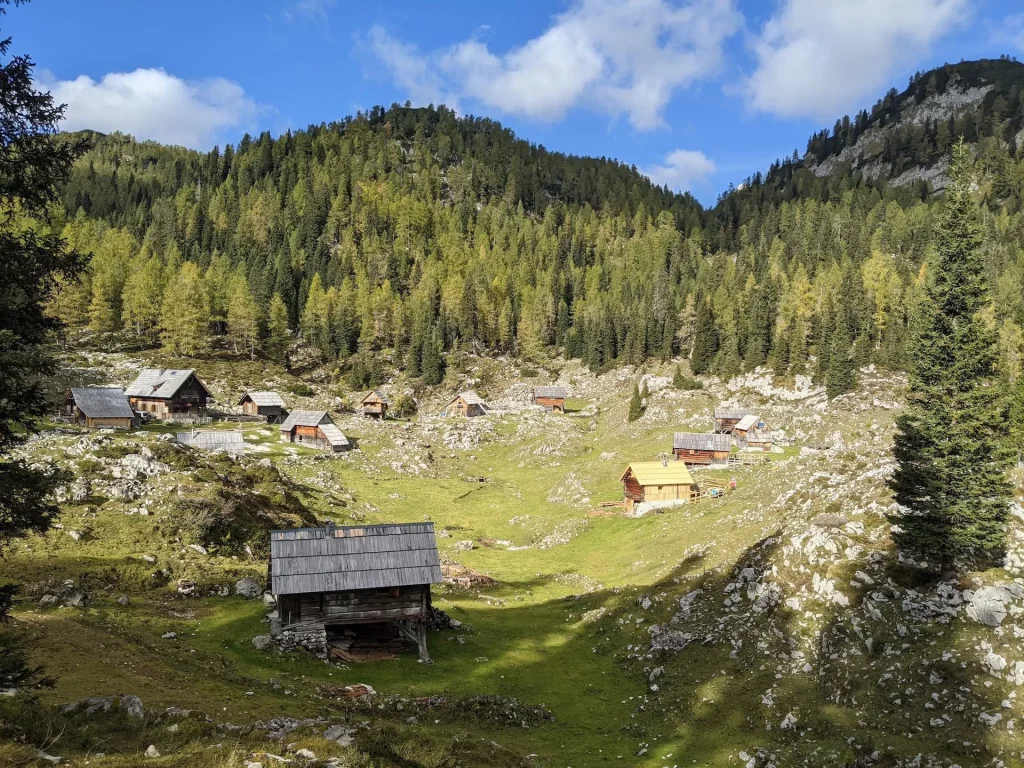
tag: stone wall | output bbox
[277,624,327,658]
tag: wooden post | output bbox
[392,619,432,664]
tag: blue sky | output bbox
[14,0,1024,205]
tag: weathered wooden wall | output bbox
[278,585,430,629]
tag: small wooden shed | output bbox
[444,391,487,418]
[126,368,210,420]
[176,430,245,456]
[269,522,443,662]
[360,390,389,419]
[532,385,567,413]
[673,432,731,465]
[65,387,138,429]
[620,460,697,512]
[733,414,772,451]
[713,407,750,434]
[279,410,350,452]
[239,391,286,423]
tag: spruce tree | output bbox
[0,0,86,683]
[690,298,717,375]
[825,310,856,398]
[628,382,644,422]
[265,293,291,364]
[887,141,1014,572]
[421,326,445,385]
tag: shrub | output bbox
[287,381,314,397]
[672,365,702,390]
[391,394,417,418]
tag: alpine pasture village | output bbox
[13,342,1024,768]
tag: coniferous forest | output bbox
[45,60,1024,400]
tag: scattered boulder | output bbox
[145,745,161,758]
[966,586,1012,627]
[117,595,130,606]
[188,544,209,556]
[119,694,144,719]
[252,635,273,651]
[235,578,263,599]
[454,540,475,551]
[161,632,177,640]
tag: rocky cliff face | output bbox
[806,75,993,190]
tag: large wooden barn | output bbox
[269,522,443,662]
[360,390,389,419]
[620,460,697,512]
[532,385,567,413]
[126,369,210,420]
[444,391,487,418]
[713,407,750,433]
[672,432,731,465]
[733,414,773,451]
[279,410,350,452]
[239,391,286,423]
[65,387,138,429]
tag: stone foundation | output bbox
[277,624,327,658]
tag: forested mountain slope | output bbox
[50,61,1024,394]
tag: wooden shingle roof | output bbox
[240,391,285,407]
[734,414,760,431]
[673,432,731,451]
[620,461,696,486]
[69,387,135,419]
[361,390,389,404]
[456,391,485,406]
[126,369,206,399]
[714,407,750,420]
[279,410,330,431]
[534,385,567,399]
[269,523,443,595]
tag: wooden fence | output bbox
[165,414,212,425]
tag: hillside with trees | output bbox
[45,60,1024,401]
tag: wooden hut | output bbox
[126,369,210,420]
[269,522,442,662]
[176,430,245,456]
[713,407,750,433]
[360,390,389,419]
[673,432,731,465]
[65,387,138,429]
[532,385,567,413]
[239,391,286,423]
[279,410,350,452]
[620,460,697,512]
[733,414,772,451]
[444,391,487,418]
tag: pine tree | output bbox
[160,262,211,356]
[265,293,291,364]
[887,141,1014,572]
[690,298,717,375]
[628,382,644,422]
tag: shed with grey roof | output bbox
[65,387,138,429]
[270,523,442,662]
[126,369,210,420]
[279,410,350,452]
[733,414,772,451]
[672,432,731,465]
[532,385,567,412]
[239,391,287,423]
[360,390,389,419]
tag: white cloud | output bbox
[990,14,1024,54]
[368,0,742,131]
[743,0,970,120]
[283,0,335,23]
[643,149,716,191]
[42,68,258,149]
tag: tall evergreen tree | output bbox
[825,310,856,398]
[0,0,86,683]
[690,298,717,375]
[628,382,644,422]
[227,271,259,358]
[887,141,1014,572]
[265,292,291,364]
